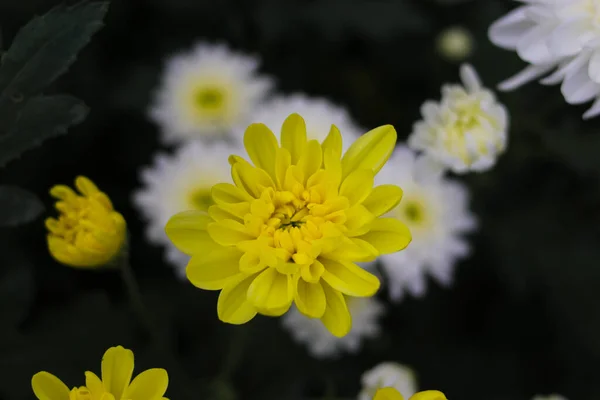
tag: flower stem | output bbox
[119,257,158,340]
[117,251,194,396]
[218,326,248,381]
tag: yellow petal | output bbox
[362,184,403,217]
[49,185,77,201]
[101,346,134,400]
[320,282,351,337]
[374,387,405,400]
[165,211,215,255]
[274,147,292,189]
[340,169,374,206]
[211,183,254,204]
[217,273,258,324]
[207,220,254,246]
[31,372,70,400]
[244,123,279,180]
[75,176,100,196]
[297,140,323,182]
[208,202,249,222]
[357,218,412,254]
[344,205,376,236]
[84,371,104,400]
[321,236,377,263]
[295,278,326,318]
[247,268,293,310]
[123,368,168,400]
[321,124,343,161]
[232,161,275,199]
[256,302,293,316]
[320,258,380,297]
[280,113,307,164]
[341,125,397,179]
[409,391,447,400]
[186,248,242,290]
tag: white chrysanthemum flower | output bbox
[246,94,363,151]
[532,395,568,400]
[489,1,600,119]
[149,42,274,143]
[281,296,384,358]
[358,362,417,400]
[133,140,245,277]
[408,64,509,174]
[436,26,474,62]
[373,146,477,301]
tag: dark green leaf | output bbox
[0,185,44,227]
[0,94,88,167]
[0,249,34,328]
[0,2,107,132]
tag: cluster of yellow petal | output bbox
[45,176,127,268]
[31,346,169,400]
[374,388,447,400]
[166,113,411,336]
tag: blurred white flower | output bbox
[358,362,417,400]
[408,64,508,174]
[488,1,600,119]
[436,26,474,62]
[246,93,362,151]
[281,296,384,359]
[532,395,568,400]
[149,42,274,143]
[373,146,477,302]
[132,140,245,277]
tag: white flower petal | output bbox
[498,63,556,91]
[132,140,245,276]
[281,296,385,359]
[488,6,535,50]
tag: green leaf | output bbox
[0,2,107,124]
[0,185,44,227]
[0,249,34,328]
[0,94,88,167]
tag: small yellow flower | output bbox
[373,388,447,400]
[166,113,411,337]
[31,345,169,400]
[45,176,127,268]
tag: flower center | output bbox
[69,387,92,400]
[188,187,213,211]
[397,198,427,227]
[237,169,350,280]
[194,86,225,110]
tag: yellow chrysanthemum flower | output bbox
[45,176,127,268]
[373,388,447,400]
[31,345,169,400]
[166,113,411,336]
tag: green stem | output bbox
[218,327,248,381]
[117,253,194,396]
[119,258,158,342]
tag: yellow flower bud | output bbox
[45,176,126,268]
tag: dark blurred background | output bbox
[2,0,600,399]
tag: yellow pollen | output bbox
[399,199,427,225]
[194,86,225,110]
[188,187,213,211]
